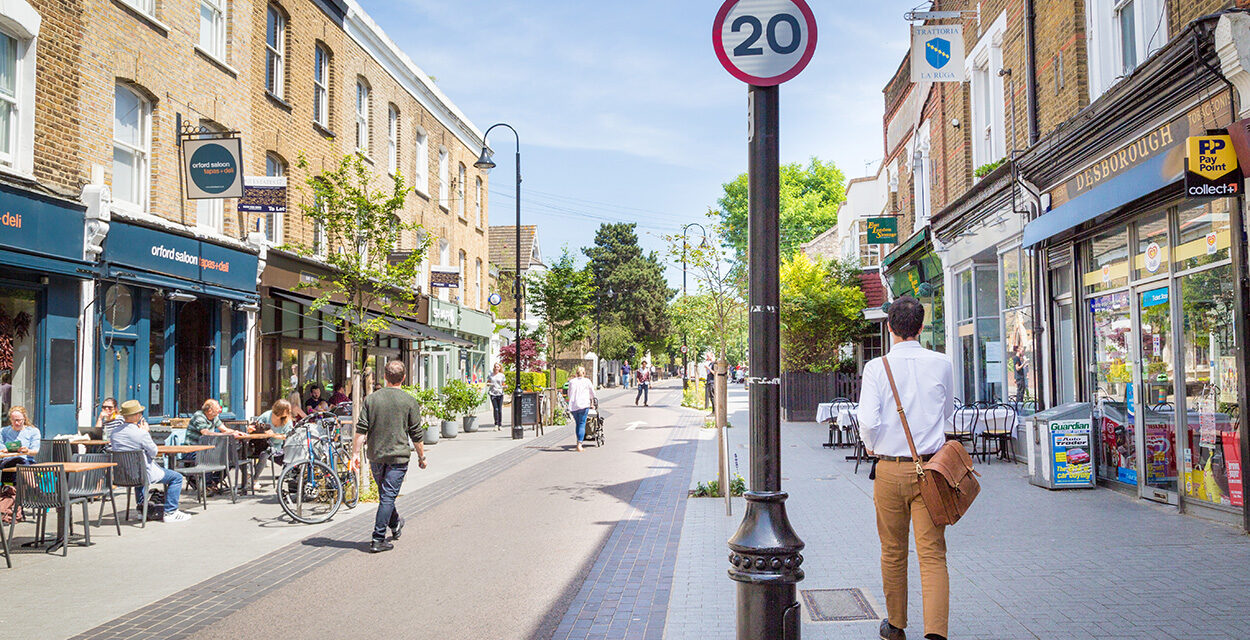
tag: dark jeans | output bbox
[490,394,503,426]
[706,381,715,409]
[370,462,408,542]
[635,383,649,405]
[0,455,33,470]
[136,468,184,514]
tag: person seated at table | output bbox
[1,406,40,469]
[106,400,190,523]
[185,398,242,491]
[303,384,325,416]
[328,383,349,406]
[248,399,294,489]
[94,397,119,438]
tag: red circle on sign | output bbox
[713,0,818,86]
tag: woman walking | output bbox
[567,366,597,452]
[488,363,506,430]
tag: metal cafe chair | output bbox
[947,404,979,454]
[109,449,152,528]
[823,397,852,448]
[181,436,235,508]
[70,453,121,537]
[978,403,1020,464]
[11,464,92,556]
[35,439,72,464]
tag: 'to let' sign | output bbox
[713,0,818,86]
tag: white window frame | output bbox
[123,0,155,18]
[112,84,151,213]
[313,44,329,127]
[911,122,932,230]
[265,6,284,98]
[264,153,285,244]
[355,80,370,155]
[458,250,467,304]
[0,5,38,176]
[387,105,399,174]
[413,127,429,195]
[438,239,450,301]
[475,176,483,227]
[198,0,226,61]
[437,148,449,210]
[965,13,1007,171]
[456,163,466,219]
[475,258,483,309]
[1085,0,1166,102]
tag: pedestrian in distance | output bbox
[567,366,597,452]
[352,359,426,554]
[702,352,716,411]
[488,363,506,430]
[621,362,631,389]
[634,360,651,406]
[857,296,954,640]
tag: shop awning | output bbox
[0,247,98,279]
[105,264,259,303]
[270,288,343,316]
[1023,152,1178,248]
[881,228,930,271]
[388,318,474,348]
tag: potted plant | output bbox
[445,380,486,433]
[407,387,441,445]
[437,386,460,439]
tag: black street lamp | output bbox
[680,222,707,390]
[475,123,524,440]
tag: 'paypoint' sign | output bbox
[1186,132,1242,198]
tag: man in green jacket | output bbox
[352,359,426,553]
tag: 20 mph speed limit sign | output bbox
[713,0,817,85]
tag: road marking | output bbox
[624,421,646,431]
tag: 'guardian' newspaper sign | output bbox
[911,25,964,82]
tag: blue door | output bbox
[100,339,138,405]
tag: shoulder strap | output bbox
[881,357,925,475]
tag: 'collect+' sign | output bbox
[1186,132,1242,198]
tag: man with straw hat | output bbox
[107,400,191,523]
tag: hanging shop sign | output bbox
[910,24,964,82]
[866,217,899,244]
[1185,132,1242,198]
[430,265,460,289]
[182,137,244,200]
[238,176,287,215]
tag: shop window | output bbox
[280,299,300,338]
[113,84,151,212]
[1089,289,1134,483]
[265,5,286,99]
[414,127,429,195]
[1134,210,1169,280]
[1175,199,1232,272]
[281,347,299,402]
[261,298,275,334]
[355,78,370,154]
[1001,246,1034,405]
[303,310,319,341]
[1050,263,1076,405]
[149,291,166,417]
[219,305,234,413]
[1083,227,1129,294]
[313,43,330,127]
[0,288,35,426]
[1086,0,1166,101]
[1179,264,1241,508]
[198,0,226,62]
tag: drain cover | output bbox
[800,588,878,622]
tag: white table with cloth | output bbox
[816,402,859,448]
[948,406,1022,461]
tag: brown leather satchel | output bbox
[882,357,981,526]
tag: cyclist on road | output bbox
[352,360,426,553]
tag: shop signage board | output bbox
[1050,419,1094,487]
[518,391,539,425]
[106,222,259,292]
[910,24,964,82]
[713,0,818,86]
[182,137,244,200]
[430,265,460,289]
[1185,132,1242,198]
[866,216,898,244]
[238,176,287,215]
[0,185,86,262]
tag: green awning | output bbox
[881,228,931,271]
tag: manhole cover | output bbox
[800,588,878,622]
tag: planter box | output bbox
[781,372,862,422]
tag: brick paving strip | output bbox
[70,425,574,640]
[550,402,702,640]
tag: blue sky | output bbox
[364,0,910,286]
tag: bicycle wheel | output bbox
[340,467,360,509]
[278,460,342,524]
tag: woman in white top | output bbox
[566,365,597,452]
[487,363,506,430]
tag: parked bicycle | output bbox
[277,404,360,524]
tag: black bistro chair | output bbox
[823,397,853,448]
[109,449,151,527]
[10,464,92,556]
[947,404,979,453]
[35,439,72,464]
[978,403,1020,464]
[70,453,121,536]
[181,436,235,508]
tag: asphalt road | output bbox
[192,381,689,640]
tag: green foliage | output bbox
[596,324,637,361]
[974,158,1006,178]
[716,157,846,262]
[504,371,548,392]
[691,475,746,498]
[583,223,676,352]
[780,253,868,372]
[441,379,484,416]
[682,384,709,410]
[404,387,443,423]
[664,221,747,364]
[554,368,570,389]
[528,249,595,359]
[285,153,426,402]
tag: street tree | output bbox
[583,223,676,352]
[528,249,595,379]
[663,222,746,365]
[286,152,425,463]
[715,157,846,262]
[779,252,867,372]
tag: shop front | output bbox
[258,251,346,411]
[98,220,258,421]
[881,229,946,353]
[1023,80,1246,524]
[0,182,95,434]
[427,298,492,388]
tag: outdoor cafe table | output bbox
[232,432,287,493]
[155,444,212,470]
[21,462,117,552]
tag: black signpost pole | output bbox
[728,84,805,640]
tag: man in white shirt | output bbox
[857,296,953,640]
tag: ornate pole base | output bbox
[728,490,805,639]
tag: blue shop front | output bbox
[98,221,258,421]
[0,181,95,435]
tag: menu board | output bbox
[519,392,539,426]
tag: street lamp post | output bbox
[680,222,706,391]
[475,123,523,440]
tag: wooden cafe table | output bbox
[21,461,117,552]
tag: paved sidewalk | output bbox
[666,385,1250,640]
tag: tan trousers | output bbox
[874,460,949,638]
